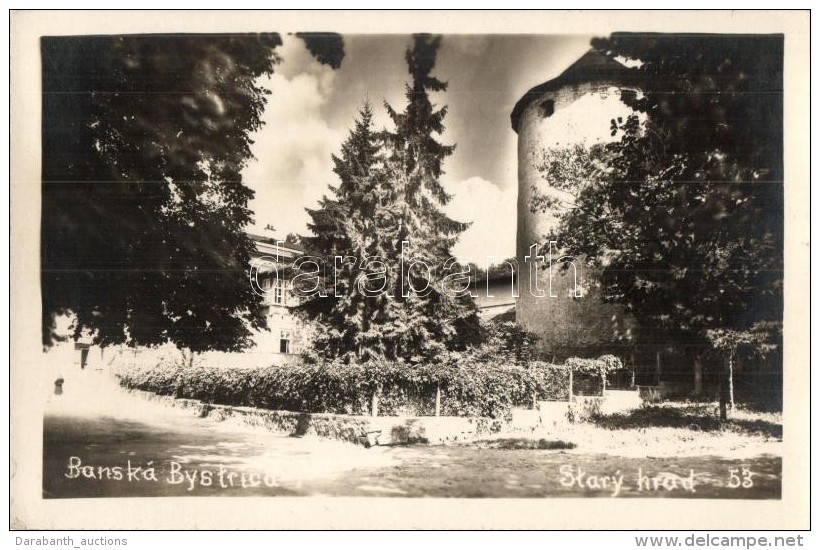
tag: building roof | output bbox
[510,50,639,134]
[247,233,304,256]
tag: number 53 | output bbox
[727,467,754,488]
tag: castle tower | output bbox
[510,50,639,359]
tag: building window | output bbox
[279,330,291,354]
[274,283,284,305]
[540,99,555,118]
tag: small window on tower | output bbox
[540,99,555,118]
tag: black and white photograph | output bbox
[9,10,810,531]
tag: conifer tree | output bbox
[381,34,480,361]
[298,35,480,363]
[299,104,391,360]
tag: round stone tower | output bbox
[510,50,640,359]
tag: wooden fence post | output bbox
[531,364,537,410]
[371,385,380,417]
[655,350,662,385]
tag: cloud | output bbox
[443,176,517,265]
[240,35,589,259]
[244,36,519,266]
[443,35,491,58]
[243,36,345,237]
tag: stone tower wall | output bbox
[515,78,637,359]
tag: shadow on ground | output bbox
[592,405,782,439]
[470,438,577,451]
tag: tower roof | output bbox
[510,50,638,133]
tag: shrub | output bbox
[563,355,623,377]
[117,351,626,418]
[564,355,625,396]
[118,354,573,419]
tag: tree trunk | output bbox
[719,349,736,421]
[655,350,662,385]
[435,383,441,417]
[568,370,574,403]
[530,364,538,409]
[728,349,735,411]
[371,385,381,417]
[694,357,703,396]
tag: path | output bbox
[43,368,781,499]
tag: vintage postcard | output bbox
[9,10,810,530]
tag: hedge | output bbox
[118,357,574,419]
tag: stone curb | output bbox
[125,389,525,446]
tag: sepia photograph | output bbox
[9,9,810,531]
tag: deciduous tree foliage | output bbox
[706,321,782,419]
[295,32,345,69]
[534,34,783,415]
[41,34,282,352]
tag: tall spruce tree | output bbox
[298,35,480,363]
[382,34,480,361]
[299,103,392,360]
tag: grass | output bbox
[592,402,783,439]
[469,401,782,458]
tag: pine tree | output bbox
[381,34,480,361]
[299,103,390,360]
[298,35,480,363]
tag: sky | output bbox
[242,34,594,265]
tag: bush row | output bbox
[118,357,581,419]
